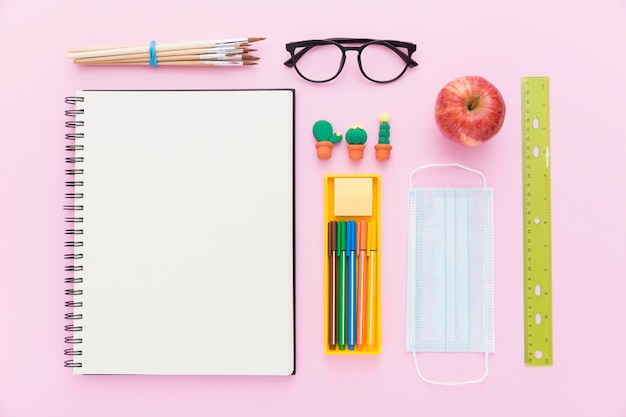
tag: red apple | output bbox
[435,75,506,147]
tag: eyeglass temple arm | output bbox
[378,41,418,67]
[284,44,316,67]
[394,48,419,67]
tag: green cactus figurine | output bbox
[345,125,367,160]
[378,113,390,144]
[375,113,392,160]
[313,120,342,159]
[345,125,367,145]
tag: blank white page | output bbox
[72,90,295,375]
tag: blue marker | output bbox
[347,220,357,350]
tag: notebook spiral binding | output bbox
[64,96,85,368]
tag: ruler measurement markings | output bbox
[522,76,553,366]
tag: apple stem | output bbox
[467,95,480,111]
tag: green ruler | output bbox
[521,76,553,366]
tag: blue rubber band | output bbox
[149,40,158,67]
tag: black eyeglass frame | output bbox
[284,38,418,83]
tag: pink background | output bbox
[1,0,626,416]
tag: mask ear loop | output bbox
[409,163,487,188]
[408,162,491,385]
[412,352,489,386]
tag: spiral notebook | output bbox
[64,89,295,375]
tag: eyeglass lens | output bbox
[293,43,345,82]
[292,41,410,83]
[359,42,409,82]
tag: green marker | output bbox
[337,221,347,350]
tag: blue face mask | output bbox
[406,163,495,385]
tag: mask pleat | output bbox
[407,187,494,353]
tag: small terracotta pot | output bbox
[347,144,365,160]
[315,141,334,159]
[374,143,392,160]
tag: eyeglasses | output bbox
[284,38,418,83]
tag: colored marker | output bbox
[366,220,377,350]
[357,221,368,350]
[328,221,337,351]
[347,220,357,351]
[337,221,347,350]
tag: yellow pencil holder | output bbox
[324,174,381,354]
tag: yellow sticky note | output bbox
[334,177,373,217]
